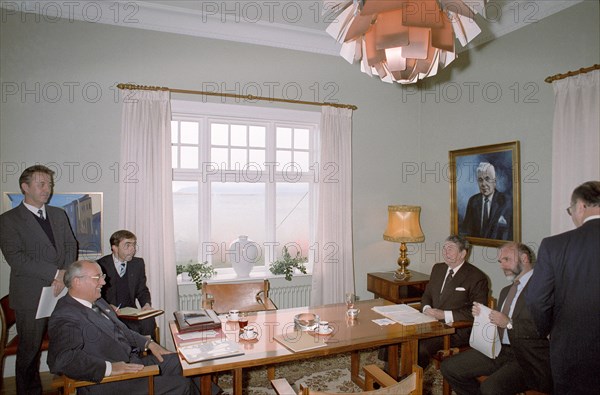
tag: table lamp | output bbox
[383,205,425,280]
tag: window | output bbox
[171,101,319,274]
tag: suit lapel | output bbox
[127,259,137,301]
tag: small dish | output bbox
[314,327,334,335]
[239,332,258,341]
[225,315,239,322]
[294,313,320,331]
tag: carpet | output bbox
[217,349,446,394]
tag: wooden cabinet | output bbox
[367,271,430,304]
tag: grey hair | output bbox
[64,260,91,288]
[500,242,536,267]
[477,162,496,179]
[446,235,471,252]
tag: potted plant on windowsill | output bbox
[269,246,308,281]
[176,260,217,290]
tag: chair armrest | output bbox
[53,365,160,394]
[363,364,398,389]
[449,321,473,329]
[271,378,297,395]
[257,293,278,311]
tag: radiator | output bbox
[178,283,311,311]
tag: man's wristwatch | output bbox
[144,339,154,352]
[506,320,513,330]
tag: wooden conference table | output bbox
[170,298,454,395]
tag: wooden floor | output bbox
[1,373,59,395]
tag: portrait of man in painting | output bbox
[451,142,520,247]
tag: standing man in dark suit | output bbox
[0,165,77,394]
[526,180,600,395]
[441,242,552,394]
[418,235,489,368]
[47,260,193,394]
[97,230,156,338]
[461,162,513,240]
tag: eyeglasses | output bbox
[477,177,496,183]
[566,203,576,216]
[78,274,106,282]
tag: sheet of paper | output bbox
[372,304,437,325]
[36,286,67,319]
[469,303,502,358]
[178,338,243,363]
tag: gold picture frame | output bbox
[449,141,521,247]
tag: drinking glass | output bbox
[238,313,249,330]
[345,293,356,309]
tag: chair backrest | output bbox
[202,280,276,314]
[0,295,15,356]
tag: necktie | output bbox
[37,209,45,220]
[441,269,454,294]
[498,279,520,341]
[482,197,490,229]
[119,263,126,277]
[91,303,102,315]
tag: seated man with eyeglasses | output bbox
[47,260,194,394]
[97,230,156,338]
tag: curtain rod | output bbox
[117,83,358,111]
[544,64,600,83]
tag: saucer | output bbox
[225,315,239,322]
[240,332,258,341]
[315,327,333,335]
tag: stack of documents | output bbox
[372,304,437,325]
[178,339,243,363]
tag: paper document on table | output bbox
[117,307,164,320]
[469,304,502,358]
[274,332,328,353]
[178,338,243,363]
[36,286,67,319]
[372,304,437,325]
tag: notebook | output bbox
[273,331,328,353]
[178,338,244,363]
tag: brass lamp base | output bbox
[393,242,411,280]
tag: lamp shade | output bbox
[383,205,425,243]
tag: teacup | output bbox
[346,308,360,319]
[228,309,240,321]
[243,326,257,339]
[318,321,330,334]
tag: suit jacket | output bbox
[499,281,552,393]
[421,262,489,339]
[47,294,148,382]
[97,255,151,308]
[526,218,600,394]
[0,203,77,310]
[461,191,513,240]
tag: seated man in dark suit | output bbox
[418,235,489,368]
[47,260,194,395]
[441,242,552,394]
[97,230,156,338]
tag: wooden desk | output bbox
[170,299,453,395]
[367,271,430,304]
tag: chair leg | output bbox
[443,378,452,395]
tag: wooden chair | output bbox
[202,280,277,314]
[271,364,422,395]
[52,365,160,394]
[0,294,50,389]
[434,296,497,395]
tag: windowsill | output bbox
[177,267,312,285]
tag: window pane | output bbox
[180,147,198,169]
[173,181,199,265]
[249,149,265,168]
[181,122,199,144]
[211,148,228,168]
[294,128,309,149]
[211,123,229,145]
[277,127,292,148]
[249,126,266,147]
[172,146,178,168]
[276,150,292,171]
[171,121,179,144]
[276,183,309,262]
[231,148,247,169]
[231,125,247,146]
[295,152,309,172]
[211,182,266,268]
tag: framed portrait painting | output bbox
[3,192,103,258]
[450,141,521,247]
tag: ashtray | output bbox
[294,313,320,331]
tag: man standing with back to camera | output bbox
[526,180,600,395]
[0,165,77,394]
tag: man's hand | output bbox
[141,303,152,311]
[147,340,173,363]
[52,270,66,296]
[424,308,445,320]
[489,310,510,328]
[110,362,143,376]
[472,302,482,317]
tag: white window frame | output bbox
[171,100,320,278]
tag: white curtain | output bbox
[311,107,354,306]
[120,90,178,348]
[551,69,600,235]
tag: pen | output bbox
[116,304,121,311]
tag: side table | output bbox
[367,271,430,304]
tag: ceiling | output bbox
[7,1,584,55]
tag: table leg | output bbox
[400,339,418,377]
[350,351,363,388]
[267,366,275,381]
[232,368,243,395]
[387,344,399,380]
[199,375,213,395]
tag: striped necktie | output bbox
[119,263,126,277]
